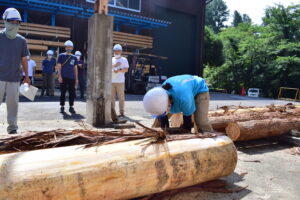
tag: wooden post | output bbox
[94,0,108,15]
[86,1,113,126]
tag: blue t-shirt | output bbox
[57,53,78,79]
[42,58,56,74]
[163,75,209,116]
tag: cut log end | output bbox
[225,122,241,141]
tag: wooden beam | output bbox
[95,0,108,15]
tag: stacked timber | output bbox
[0,128,237,200]
[153,104,300,141]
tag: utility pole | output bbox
[86,0,113,126]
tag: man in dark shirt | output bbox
[0,8,30,134]
[75,51,86,99]
[56,40,78,114]
[41,50,56,96]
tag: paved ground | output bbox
[0,92,299,200]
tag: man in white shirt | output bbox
[111,44,129,120]
[22,56,36,82]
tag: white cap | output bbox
[75,51,82,56]
[47,50,54,55]
[64,40,74,47]
[2,8,22,21]
[143,87,169,116]
[113,44,122,51]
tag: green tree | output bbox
[242,14,252,24]
[263,4,300,41]
[204,26,224,66]
[205,4,300,98]
[232,10,243,27]
[205,0,229,33]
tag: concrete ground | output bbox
[0,92,299,200]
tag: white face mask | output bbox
[76,56,80,60]
[4,21,19,39]
[114,54,121,59]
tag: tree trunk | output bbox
[226,118,300,141]
[0,136,237,200]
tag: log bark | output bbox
[226,118,300,141]
[0,136,237,200]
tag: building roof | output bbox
[0,0,171,29]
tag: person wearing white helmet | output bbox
[0,8,30,134]
[75,51,86,99]
[143,75,213,133]
[111,44,129,120]
[56,40,78,114]
[41,50,56,96]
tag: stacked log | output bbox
[226,118,300,141]
[153,105,300,141]
[0,135,237,200]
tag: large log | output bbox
[0,136,237,200]
[226,118,300,141]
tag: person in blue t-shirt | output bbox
[56,40,78,114]
[41,50,56,96]
[75,51,86,99]
[143,75,213,133]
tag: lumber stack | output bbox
[0,129,237,200]
[153,104,300,142]
[113,31,153,49]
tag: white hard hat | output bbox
[113,44,122,51]
[75,51,82,56]
[64,40,74,47]
[47,50,54,55]
[2,8,22,21]
[143,87,169,116]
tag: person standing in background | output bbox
[0,8,30,134]
[75,51,85,100]
[22,55,36,83]
[57,40,78,114]
[111,44,129,121]
[41,50,56,96]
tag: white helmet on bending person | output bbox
[143,87,169,116]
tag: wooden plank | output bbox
[0,20,70,32]
[19,30,69,39]
[113,33,153,42]
[113,40,153,48]
[27,39,65,47]
[0,24,70,36]
[113,37,153,45]
[113,35,153,43]
[113,31,153,40]
[113,40,153,49]
[28,45,48,51]
[0,23,70,39]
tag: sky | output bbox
[223,0,300,25]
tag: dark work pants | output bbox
[60,78,76,107]
[78,72,86,97]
